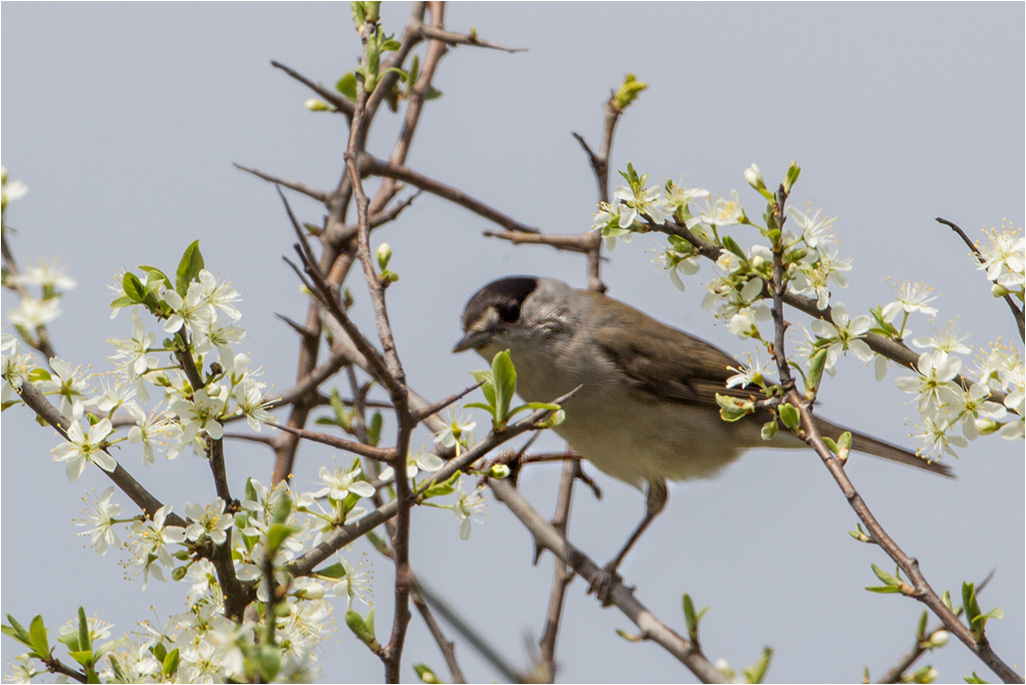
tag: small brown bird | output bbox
[454,276,952,577]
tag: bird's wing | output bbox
[585,294,756,406]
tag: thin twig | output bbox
[233,163,328,203]
[409,572,469,684]
[270,59,355,119]
[271,422,394,462]
[416,24,525,53]
[487,477,728,684]
[538,458,581,679]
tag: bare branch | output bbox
[415,24,526,53]
[270,59,355,119]
[271,422,395,462]
[233,163,328,203]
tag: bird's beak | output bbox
[452,330,492,353]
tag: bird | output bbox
[453,276,952,585]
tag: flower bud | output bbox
[296,583,325,600]
[488,464,511,480]
[744,163,765,190]
[926,630,949,648]
[991,283,1010,297]
[305,98,332,112]
[376,242,392,270]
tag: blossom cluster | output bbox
[593,161,1024,459]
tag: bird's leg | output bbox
[589,479,668,605]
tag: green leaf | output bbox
[314,562,348,580]
[175,240,205,296]
[419,471,461,500]
[336,72,358,101]
[68,649,95,668]
[255,644,281,681]
[491,350,517,425]
[77,607,92,655]
[406,54,420,87]
[2,615,33,650]
[29,615,49,657]
[778,403,800,429]
[721,235,748,260]
[345,609,378,648]
[122,272,147,303]
[367,410,383,447]
[682,594,708,643]
[162,647,180,678]
[266,523,297,553]
[743,647,773,684]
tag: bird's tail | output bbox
[814,417,954,478]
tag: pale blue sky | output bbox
[2,3,1023,683]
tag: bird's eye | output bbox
[497,303,521,323]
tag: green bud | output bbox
[612,73,648,111]
[488,464,511,479]
[778,403,800,429]
[171,566,188,581]
[991,283,1010,297]
[760,419,778,441]
[305,99,332,112]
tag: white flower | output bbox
[810,303,874,369]
[613,182,672,227]
[58,615,113,644]
[432,409,477,456]
[786,206,838,252]
[110,311,160,379]
[689,192,744,230]
[7,296,61,329]
[658,250,701,291]
[162,283,216,338]
[37,356,90,419]
[171,388,225,442]
[127,405,176,465]
[1,167,28,208]
[74,486,122,555]
[380,450,444,482]
[197,269,243,320]
[911,320,972,357]
[330,554,374,608]
[895,352,963,414]
[185,497,234,545]
[10,260,77,292]
[663,182,710,213]
[881,281,939,323]
[452,481,487,540]
[234,380,276,432]
[1,338,33,402]
[726,353,775,389]
[977,224,1025,289]
[51,418,116,481]
[913,416,967,459]
[7,653,39,683]
[314,463,376,502]
[130,505,185,588]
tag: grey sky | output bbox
[2,2,1023,683]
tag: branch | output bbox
[538,458,581,680]
[269,59,355,119]
[357,153,541,235]
[271,422,394,462]
[233,163,328,203]
[409,573,469,684]
[487,477,728,684]
[415,24,526,53]
[15,381,186,527]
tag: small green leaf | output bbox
[255,644,281,681]
[682,594,708,643]
[367,410,383,446]
[491,350,517,426]
[778,403,800,429]
[314,562,347,580]
[336,73,358,101]
[760,420,778,441]
[162,648,180,678]
[122,272,147,303]
[743,646,773,684]
[614,628,646,642]
[2,615,33,650]
[77,607,92,655]
[175,240,205,296]
[419,471,461,500]
[721,235,748,260]
[266,523,297,553]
